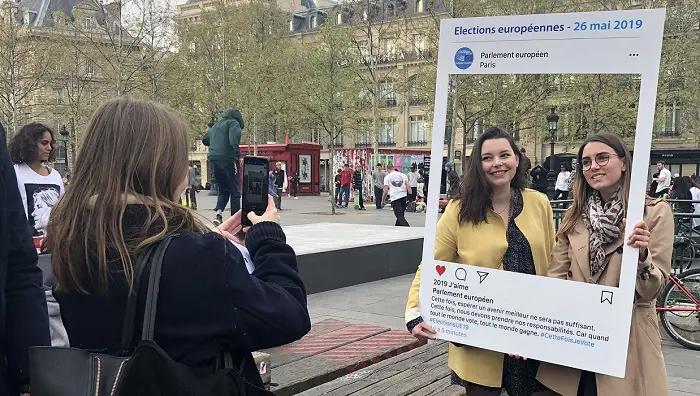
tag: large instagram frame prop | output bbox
[421,9,665,377]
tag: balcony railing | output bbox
[378,141,396,147]
[380,98,397,107]
[409,97,429,106]
[408,140,428,146]
[655,130,681,138]
[355,142,372,148]
[357,49,434,66]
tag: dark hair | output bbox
[8,122,56,164]
[657,160,665,166]
[376,163,382,167]
[673,176,692,198]
[520,147,526,153]
[560,162,572,172]
[684,175,699,189]
[457,126,526,225]
[344,163,349,167]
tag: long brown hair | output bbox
[45,97,209,294]
[558,133,631,237]
[457,126,527,225]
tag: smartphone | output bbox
[242,156,270,227]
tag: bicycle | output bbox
[657,267,700,350]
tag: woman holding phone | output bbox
[45,97,311,387]
[537,133,674,396]
[406,127,557,396]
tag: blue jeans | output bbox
[338,185,350,206]
[211,159,240,215]
[374,186,383,209]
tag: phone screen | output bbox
[245,164,267,205]
[242,157,269,226]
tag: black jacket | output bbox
[0,125,51,394]
[55,207,310,387]
[352,170,363,189]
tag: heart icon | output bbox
[436,265,446,276]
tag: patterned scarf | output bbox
[582,186,624,279]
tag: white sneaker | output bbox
[294,197,298,199]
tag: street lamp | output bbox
[545,107,559,199]
[59,125,70,175]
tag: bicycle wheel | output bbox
[659,267,700,350]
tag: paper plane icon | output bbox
[477,271,489,284]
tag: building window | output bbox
[289,19,295,32]
[310,15,317,28]
[379,118,396,145]
[386,3,395,17]
[331,128,343,147]
[85,60,95,75]
[53,88,63,105]
[409,116,426,144]
[84,16,92,29]
[415,0,424,12]
[336,13,342,24]
[380,82,396,106]
[355,120,372,146]
[413,34,426,54]
[659,102,682,137]
[382,38,397,57]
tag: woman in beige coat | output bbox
[537,133,674,396]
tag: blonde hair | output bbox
[45,97,209,293]
[558,133,631,237]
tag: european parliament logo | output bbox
[454,47,474,70]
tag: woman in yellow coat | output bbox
[405,127,557,396]
[537,133,674,396]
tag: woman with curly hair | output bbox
[8,122,64,236]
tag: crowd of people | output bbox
[0,96,692,395]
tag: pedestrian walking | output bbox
[185,164,199,210]
[202,108,243,225]
[408,165,420,202]
[372,163,387,209]
[272,162,286,210]
[352,167,365,210]
[382,167,411,226]
[338,164,352,208]
[290,171,300,199]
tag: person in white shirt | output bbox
[382,167,411,226]
[685,176,700,230]
[407,165,420,202]
[8,123,65,236]
[653,161,672,198]
[553,162,571,201]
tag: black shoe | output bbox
[213,213,222,226]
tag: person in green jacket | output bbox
[202,108,243,225]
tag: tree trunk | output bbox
[329,146,336,215]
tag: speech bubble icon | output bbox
[455,267,467,281]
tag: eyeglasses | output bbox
[580,152,621,171]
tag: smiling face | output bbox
[36,131,53,162]
[581,141,626,198]
[480,138,519,190]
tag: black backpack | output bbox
[29,235,275,396]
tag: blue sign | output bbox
[454,47,474,70]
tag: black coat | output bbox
[55,207,311,387]
[0,125,51,394]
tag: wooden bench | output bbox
[264,319,425,395]
[297,341,465,396]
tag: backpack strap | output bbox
[119,243,157,353]
[140,234,178,341]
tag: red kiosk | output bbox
[240,141,322,196]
